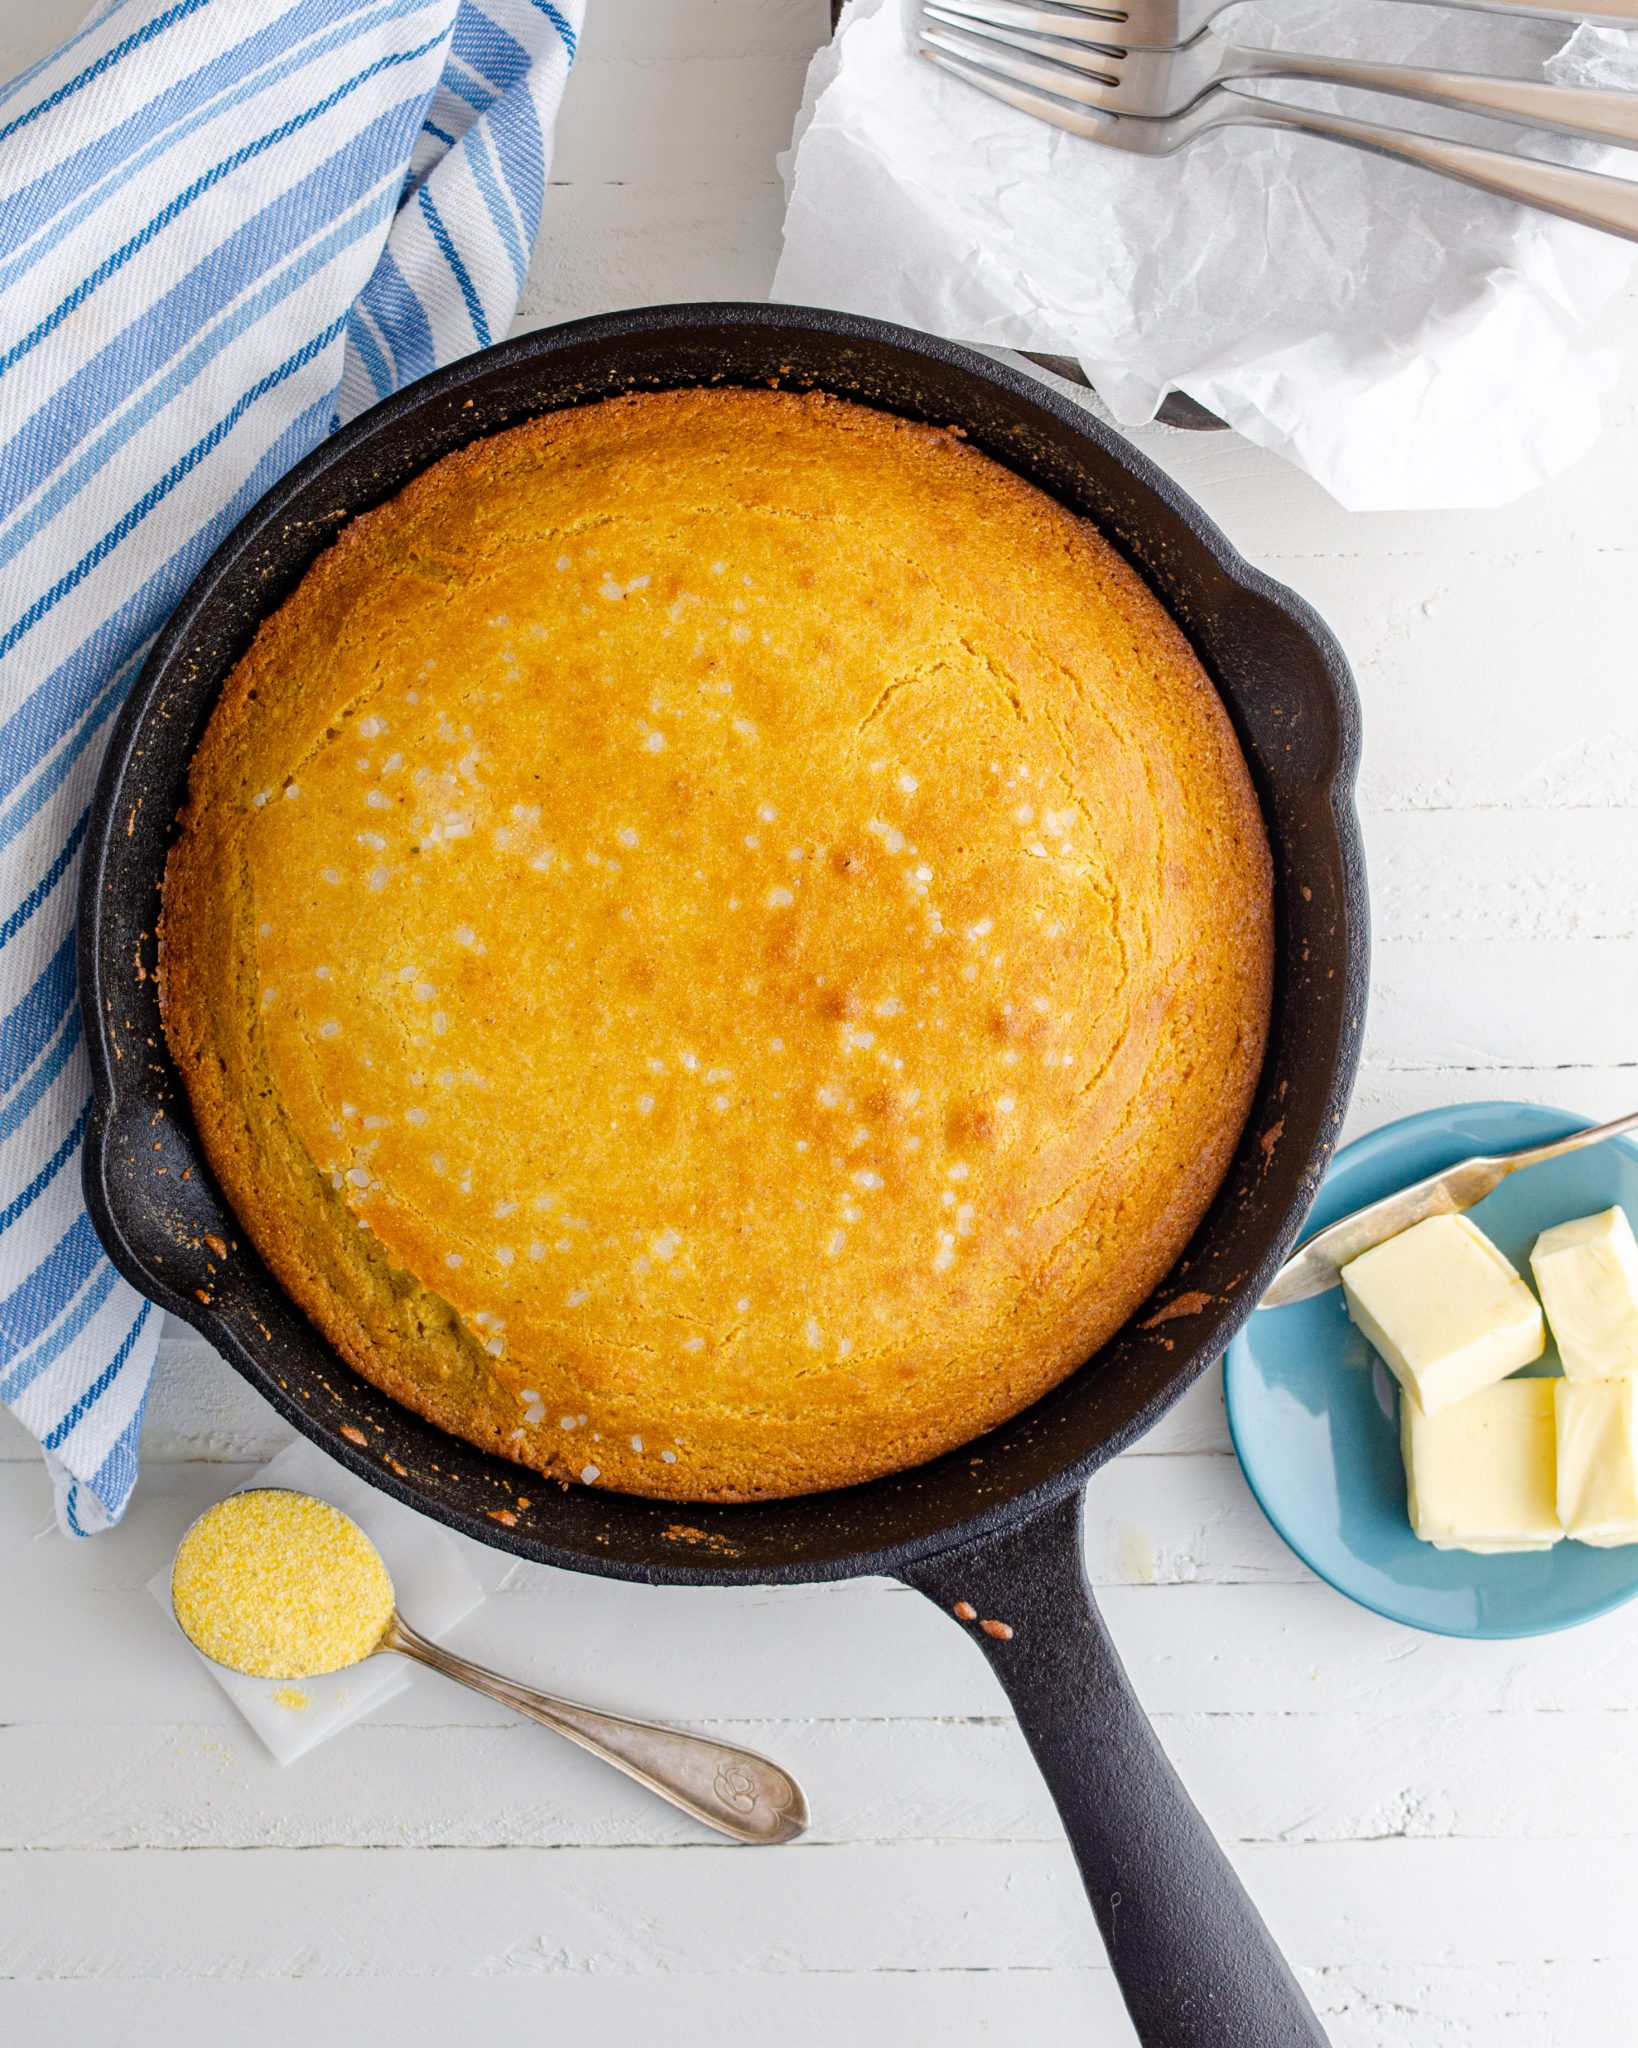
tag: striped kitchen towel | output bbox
[0,0,584,1536]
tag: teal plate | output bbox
[1225,1100,1638,1640]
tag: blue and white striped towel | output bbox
[0,0,584,1536]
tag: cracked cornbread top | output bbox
[160,387,1273,1501]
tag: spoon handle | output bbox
[382,1615,809,1845]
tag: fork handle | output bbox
[1384,0,1638,20]
[1229,49,1638,149]
[939,0,1638,37]
[1223,87,1638,243]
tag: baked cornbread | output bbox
[160,387,1273,1501]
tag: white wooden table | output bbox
[4,3,1637,2041]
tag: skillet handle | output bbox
[900,1489,1327,2046]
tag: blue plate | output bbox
[1225,1100,1638,1640]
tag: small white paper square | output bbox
[148,1439,484,1765]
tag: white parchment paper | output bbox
[774,0,1638,508]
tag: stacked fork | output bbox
[919,0,1638,241]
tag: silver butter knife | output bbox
[1261,1108,1638,1309]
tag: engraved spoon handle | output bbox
[382,1615,809,1845]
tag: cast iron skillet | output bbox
[82,303,1365,2045]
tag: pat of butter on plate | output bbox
[1341,1213,1544,1416]
[1555,1378,1638,1546]
[1401,1377,1560,1553]
[1530,1207,1638,1381]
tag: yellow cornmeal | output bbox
[171,1489,394,1679]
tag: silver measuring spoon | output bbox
[378,1608,808,1843]
[172,1490,808,1846]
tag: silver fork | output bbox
[939,0,1638,50]
[919,26,1638,244]
[928,2,1638,146]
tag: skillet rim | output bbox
[79,300,1367,1586]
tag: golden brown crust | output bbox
[159,387,1272,1500]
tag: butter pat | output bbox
[1555,1378,1638,1545]
[1341,1213,1544,1415]
[1401,1377,1560,1553]
[1530,1207,1638,1381]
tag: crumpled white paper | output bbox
[774,0,1638,509]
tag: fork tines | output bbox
[919,34,1117,140]
[930,0,1138,42]
[922,19,1124,115]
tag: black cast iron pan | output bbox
[81,303,1365,2045]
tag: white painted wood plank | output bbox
[551,51,810,188]
[572,0,827,66]
[1308,1962,1638,2048]
[2,1839,1634,1976]
[1367,938,1638,1071]
[1366,810,1638,942]
[1347,1064,1638,1131]
[4,1964,1636,2048]
[0,1843,1108,1980]
[517,0,818,324]
[526,179,794,324]
[8,1707,1638,1851]
[0,1974,1140,2048]
[13,1458,1638,1724]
